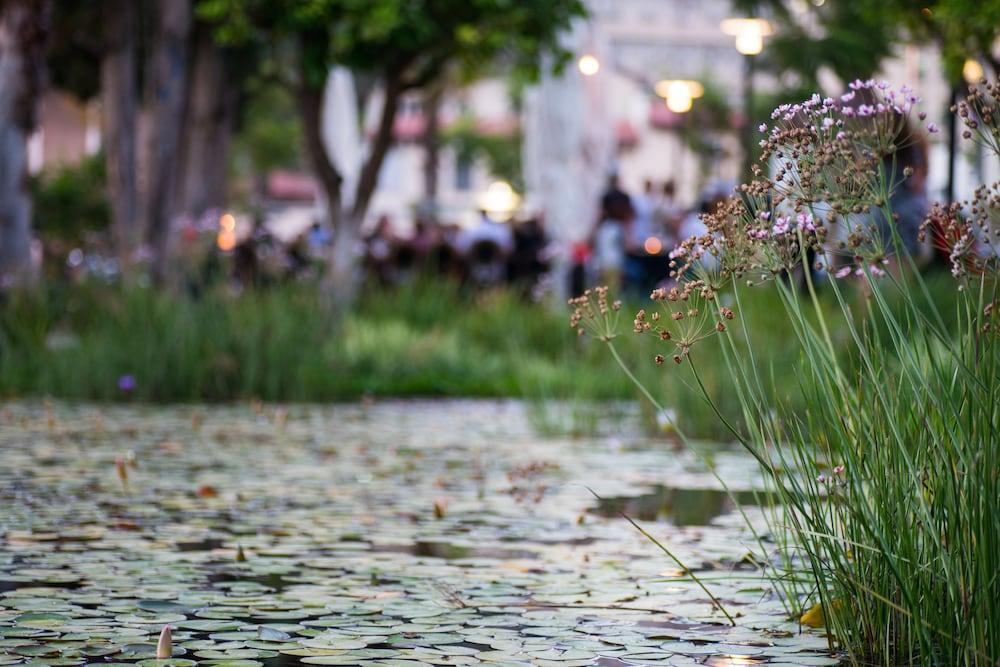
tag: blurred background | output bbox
[0,0,998,418]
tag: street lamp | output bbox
[578,54,600,77]
[478,181,520,222]
[655,80,704,114]
[721,18,772,181]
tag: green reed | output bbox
[577,80,1000,664]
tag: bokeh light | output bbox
[577,54,600,76]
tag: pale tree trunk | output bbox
[296,62,403,308]
[297,76,357,309]
[143,0,192,283]
[101,0,138,263]
[0,0,49,285]
[177,24,237,219]
[421,84,442,217]
[351,80,401,226]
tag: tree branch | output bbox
[349,71,403,223]
[296,67,344,229]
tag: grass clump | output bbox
[580,79,1000,665]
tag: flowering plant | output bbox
[573,79,999,665]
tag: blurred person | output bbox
[508,215,550,293]
[600,174,632,226]
[591,173,635,290]
[364,214,397,284]
[568,241,591,298]
[630,179,657,247]
[456,209,514,256]
[308,221,332,254]
[625,179,663,297]
[655,180,683,244]
[410,216,440,257]
[673,194,725,275]
[881,122,929,260]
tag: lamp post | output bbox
[654,79,704,114]
[721,18,772,183]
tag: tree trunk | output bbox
[101,0,138,263]
[421,84,442,217]
[143,0,192,283]
[296,65,402,308]
[297,78,343,230]
[177,24,237,219]
[0,0,49,285]
[351,79,401,223]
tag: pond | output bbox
[0,401,838,666]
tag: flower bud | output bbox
[157,625,172,659]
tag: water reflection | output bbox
[590,485,774,526]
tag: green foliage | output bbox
[232,81,304,177]
[0,280,626,403]
[197,0,587,92]
[675,77,734,160]
[740,0,1000,86]
[31,154,109,244]
[444,115,523,190]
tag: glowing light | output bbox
[219,212,236,232]
[578,54,600,76]
[655,79,703,99]
[217,230,236,252]
[963,58,984,83]
[478,181,521,222]
[721,18,773,56]
[656,79,704,114]
[644,236,663,255]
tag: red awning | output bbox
[649,101,684,130]
[616,120,639,147]
[267,170,318,201]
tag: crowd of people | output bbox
[53,152,934,300]
[575,176,729,299]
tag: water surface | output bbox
[0,401,837,666]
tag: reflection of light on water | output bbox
[706,654,766,666]
[658,568,685,578]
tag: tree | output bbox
[738,0,1000,89]
[100,0,139,257]
[176,21,242,220]
[0,0,51,283]
[198,0,585,305]
[143,0,194,282]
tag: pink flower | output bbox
[926,122,939,134]
[758,123,767,132]
[834,266,852,279]
[796,212,816,232]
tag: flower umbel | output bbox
[568,286,622,341]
